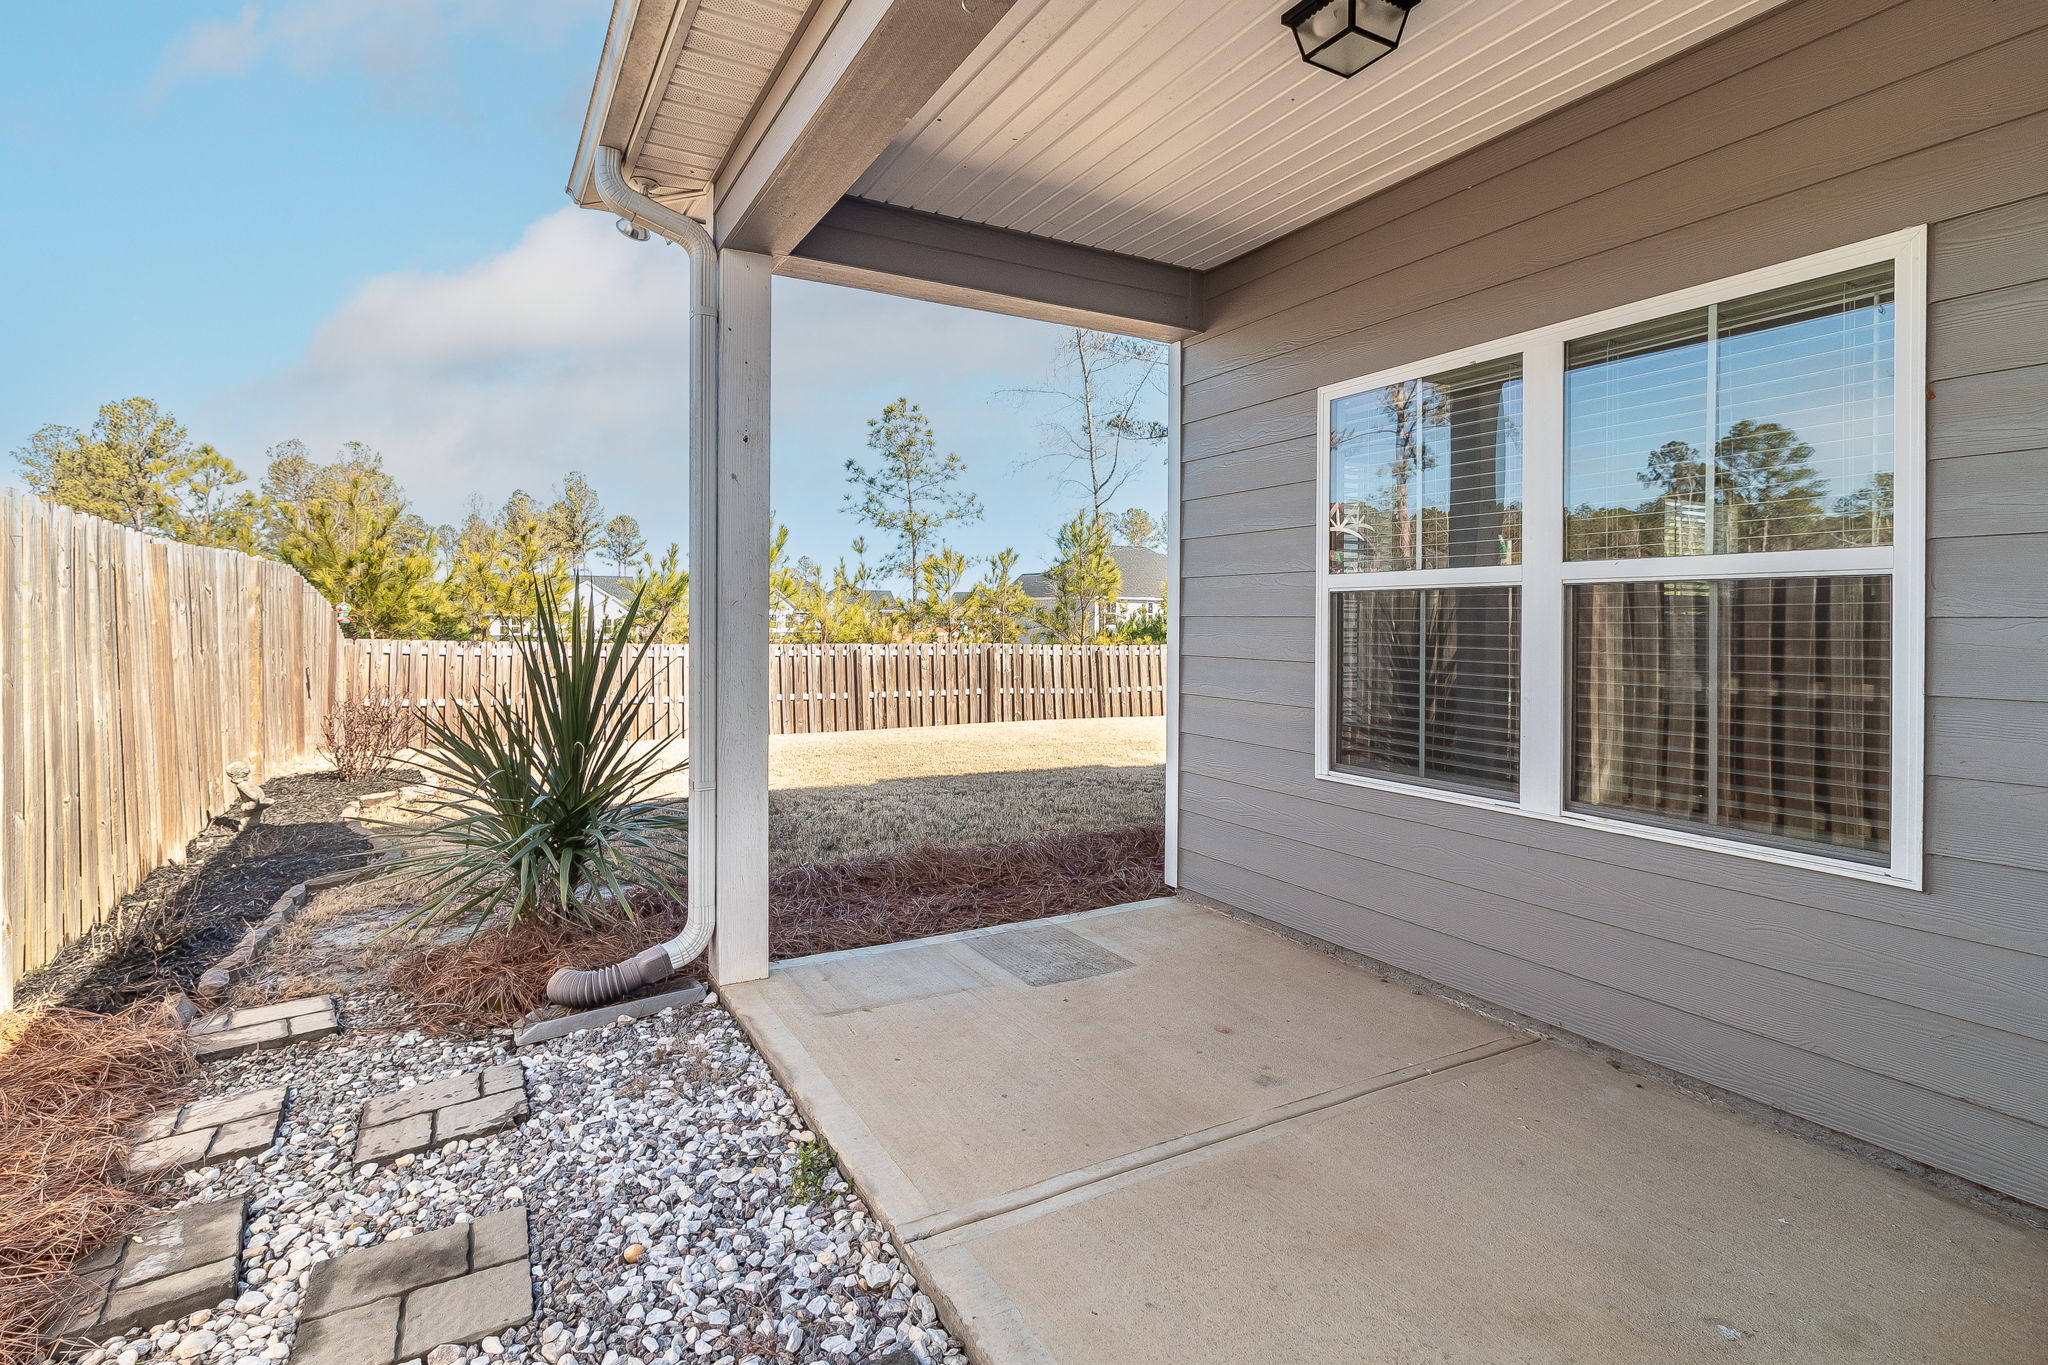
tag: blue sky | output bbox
[0,1,1167,584]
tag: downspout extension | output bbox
[547,147,718,1012]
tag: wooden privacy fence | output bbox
[346,640,1166,742]
[1,491,344,1004]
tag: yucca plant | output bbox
[372,587,688,933]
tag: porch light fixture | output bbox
[1282,0,1417,78]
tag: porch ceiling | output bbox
[571,0,815,218]
[855,0,1790,270]
[581,0,1794,272]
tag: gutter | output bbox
[546,145,720,1010]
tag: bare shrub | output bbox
[320,691,412,782]
[0,1003,195,1363]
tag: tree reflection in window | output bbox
[1565,265,1893,561]
[1329,357,1522,574]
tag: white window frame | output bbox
[1313,227,1927,888]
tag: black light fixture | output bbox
[1281,0,1418,78]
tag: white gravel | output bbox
[59,994,966,1365]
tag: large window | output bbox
[1317,231,1923,883]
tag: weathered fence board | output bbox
[346,639,1166,743]
[0,492,343,1005]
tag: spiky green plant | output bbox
[373,587,688,932]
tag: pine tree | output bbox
[842,398,982,606]
[169,445,264,550]
[1035,512,1123,644]
[13,397,194,531]
[276,475,453,637]
[1109,508,1165,550]
[905,550,971,639]
[545,472,607,569]
[259,440,428,556]
[962,548,1035,643]
[628,544,689,641]
[601,514,647,572]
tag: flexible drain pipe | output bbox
[547,147,718,1010]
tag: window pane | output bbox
[1571,576,1891,859]
[1330,357,1522,573]
[1333,586,1520,794]
[1565,266,1894,560]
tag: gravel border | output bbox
[57,995,967,1365]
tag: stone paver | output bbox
[296,1208,534,1364]
[189,994,340,1061]
[62,1199,246,1341]
[353,1064,527,1162]
[293,1296,401,1365]
[128,1085,287,1177]
[397,1261,534,1358]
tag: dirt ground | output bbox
[761,717,1165,868]
[19,770,414,1012]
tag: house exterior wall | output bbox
[1173,0,2048,1207]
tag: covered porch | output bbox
[570,0,2048,1353]
[721,897,2048,1363]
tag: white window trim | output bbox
[1312,226,1927,890]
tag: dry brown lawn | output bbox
[761,717,1164,868]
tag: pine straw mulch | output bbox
[387,823,1167,1032]
[0,1004,196,1365]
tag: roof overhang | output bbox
[572,0,1794,339]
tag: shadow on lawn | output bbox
[768,763,1165,870]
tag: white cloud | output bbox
[204,207,1079,561]
[154,0,600,103]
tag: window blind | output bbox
[1564,265,1894,561]
[1333,586,1520,794]
[1570,576,1891,859]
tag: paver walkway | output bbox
[69,994,543,1361]
[723,897,2048,1365]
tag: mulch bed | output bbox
[0,1003,195,1365]
[20,770,416,1014]
[388,824,1168,1032]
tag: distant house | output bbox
[770,585,899,641]
[571,574,637,625]
[1020,543,1168,626]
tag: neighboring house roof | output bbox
[1109,545,1169,599]
[578,574,637,606]
[1020,544,1168,602]
[770,587,901,614]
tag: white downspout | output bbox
[546,146,719,1008]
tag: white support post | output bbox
[1164,342,1183,889]
[693,249,773,985]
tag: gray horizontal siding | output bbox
[1930,450,2048,538]
[1173,0,2048,1207]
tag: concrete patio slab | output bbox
[722,898,2048,1365]
[732,898,1520,1225]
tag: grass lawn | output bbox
[763,716,1165,869]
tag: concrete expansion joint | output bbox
[900,1035,1540,1246]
